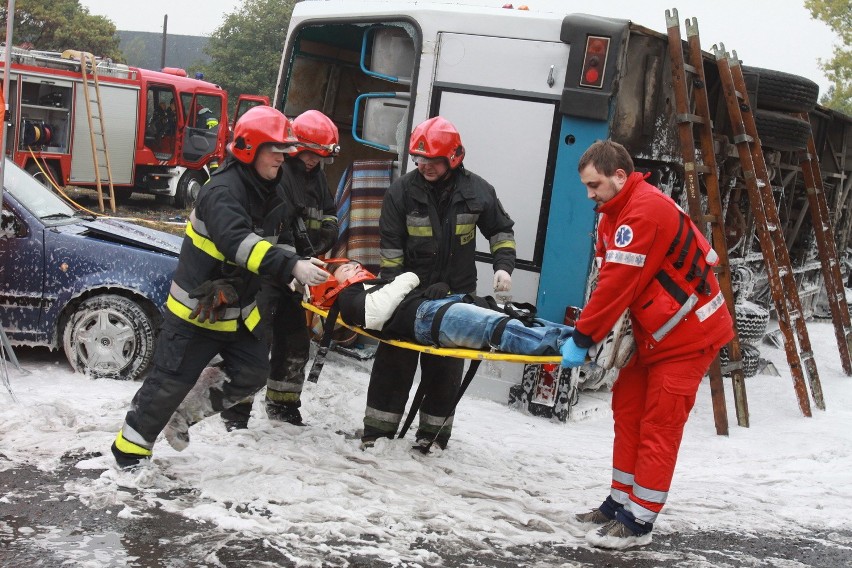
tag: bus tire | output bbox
[753,109,811,151]
[742,66,819,113]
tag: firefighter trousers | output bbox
[362,342,464,445]
[123,316,270,447]
[222,292,310,424]
[609,348,718,524]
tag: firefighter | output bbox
[197,106,221,170]
[361,116,516,450]
[110,106,329,468]
[563,140,734,549]
[197,107,219,130]
[221,109,341,429]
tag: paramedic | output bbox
[562,140,733,549]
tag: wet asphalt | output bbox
[1,452,849,567]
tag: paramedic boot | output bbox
[265,400,304,426]
[163,365,228,451]
[586,508,653,550]
[575,496,623,526]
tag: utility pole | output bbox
[160,15,168,69]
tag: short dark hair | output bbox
[326,259,361,277]
[577,140,634,176]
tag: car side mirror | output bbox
[1,209,24,238]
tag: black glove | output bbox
[315,220,338,255]
[423,282,450,300]
[188,279,239,323]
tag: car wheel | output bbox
[175,170,207,210]
[62,294,156,381]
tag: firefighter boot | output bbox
[163,365,228,451]
[265,400,304,426]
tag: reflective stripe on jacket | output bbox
[167,159,300,333]
[378,167,516,294]
[280,158,338,254]
[575,172,733,363]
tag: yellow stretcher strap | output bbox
[302,301,562,364]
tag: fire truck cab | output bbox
[1,47,231,208]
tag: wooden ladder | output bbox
[78,52,116,213]
[798,118,852,375]
[664,10,746,434]
[714,44,825,415]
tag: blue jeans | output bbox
[413,297,574,356]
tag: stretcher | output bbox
[302,300,563,452]
[302,301,562,364]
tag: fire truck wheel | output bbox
[741,66,819,113]
[113,187,134,204]
[753,109,811,151]
[62,294,156,381]
[25,162,60,190]
[175,170,207,209]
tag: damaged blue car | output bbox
[0,158,180,381]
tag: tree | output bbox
[197,0,297,112]
[805,0,852,115]
[0,0,122,60]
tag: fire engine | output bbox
[0,47,267,208]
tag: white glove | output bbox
[292,257,328,286]
[493,269,512,292]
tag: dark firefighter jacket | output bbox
[378,167,516,294]
[280,157,339,256]
[166,157,301,335]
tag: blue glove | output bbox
[560,337,589,368]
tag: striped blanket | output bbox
[331,160,394,273]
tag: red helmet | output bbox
[228,106,298,164]
[309,259,376,309]
[292,110,340,158]
[408,116,465,169]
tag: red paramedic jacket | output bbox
[574,172,734,364]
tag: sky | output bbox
[77,0,840,96]
[1,319,851,564]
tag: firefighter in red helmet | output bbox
[111,106,329,468]
[360,116,516,450]
[222,109,342,429]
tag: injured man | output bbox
[311,259,573,357]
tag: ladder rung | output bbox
[695,164,712,174]
[701,214,720,223]
[683,63,698,75]
[676,113,706,124]
[733,134,753,144]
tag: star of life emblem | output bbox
[614,224,633,247]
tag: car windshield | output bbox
[3,158,79,222]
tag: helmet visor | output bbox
[268,143,299,154]
[412,155,446,166]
